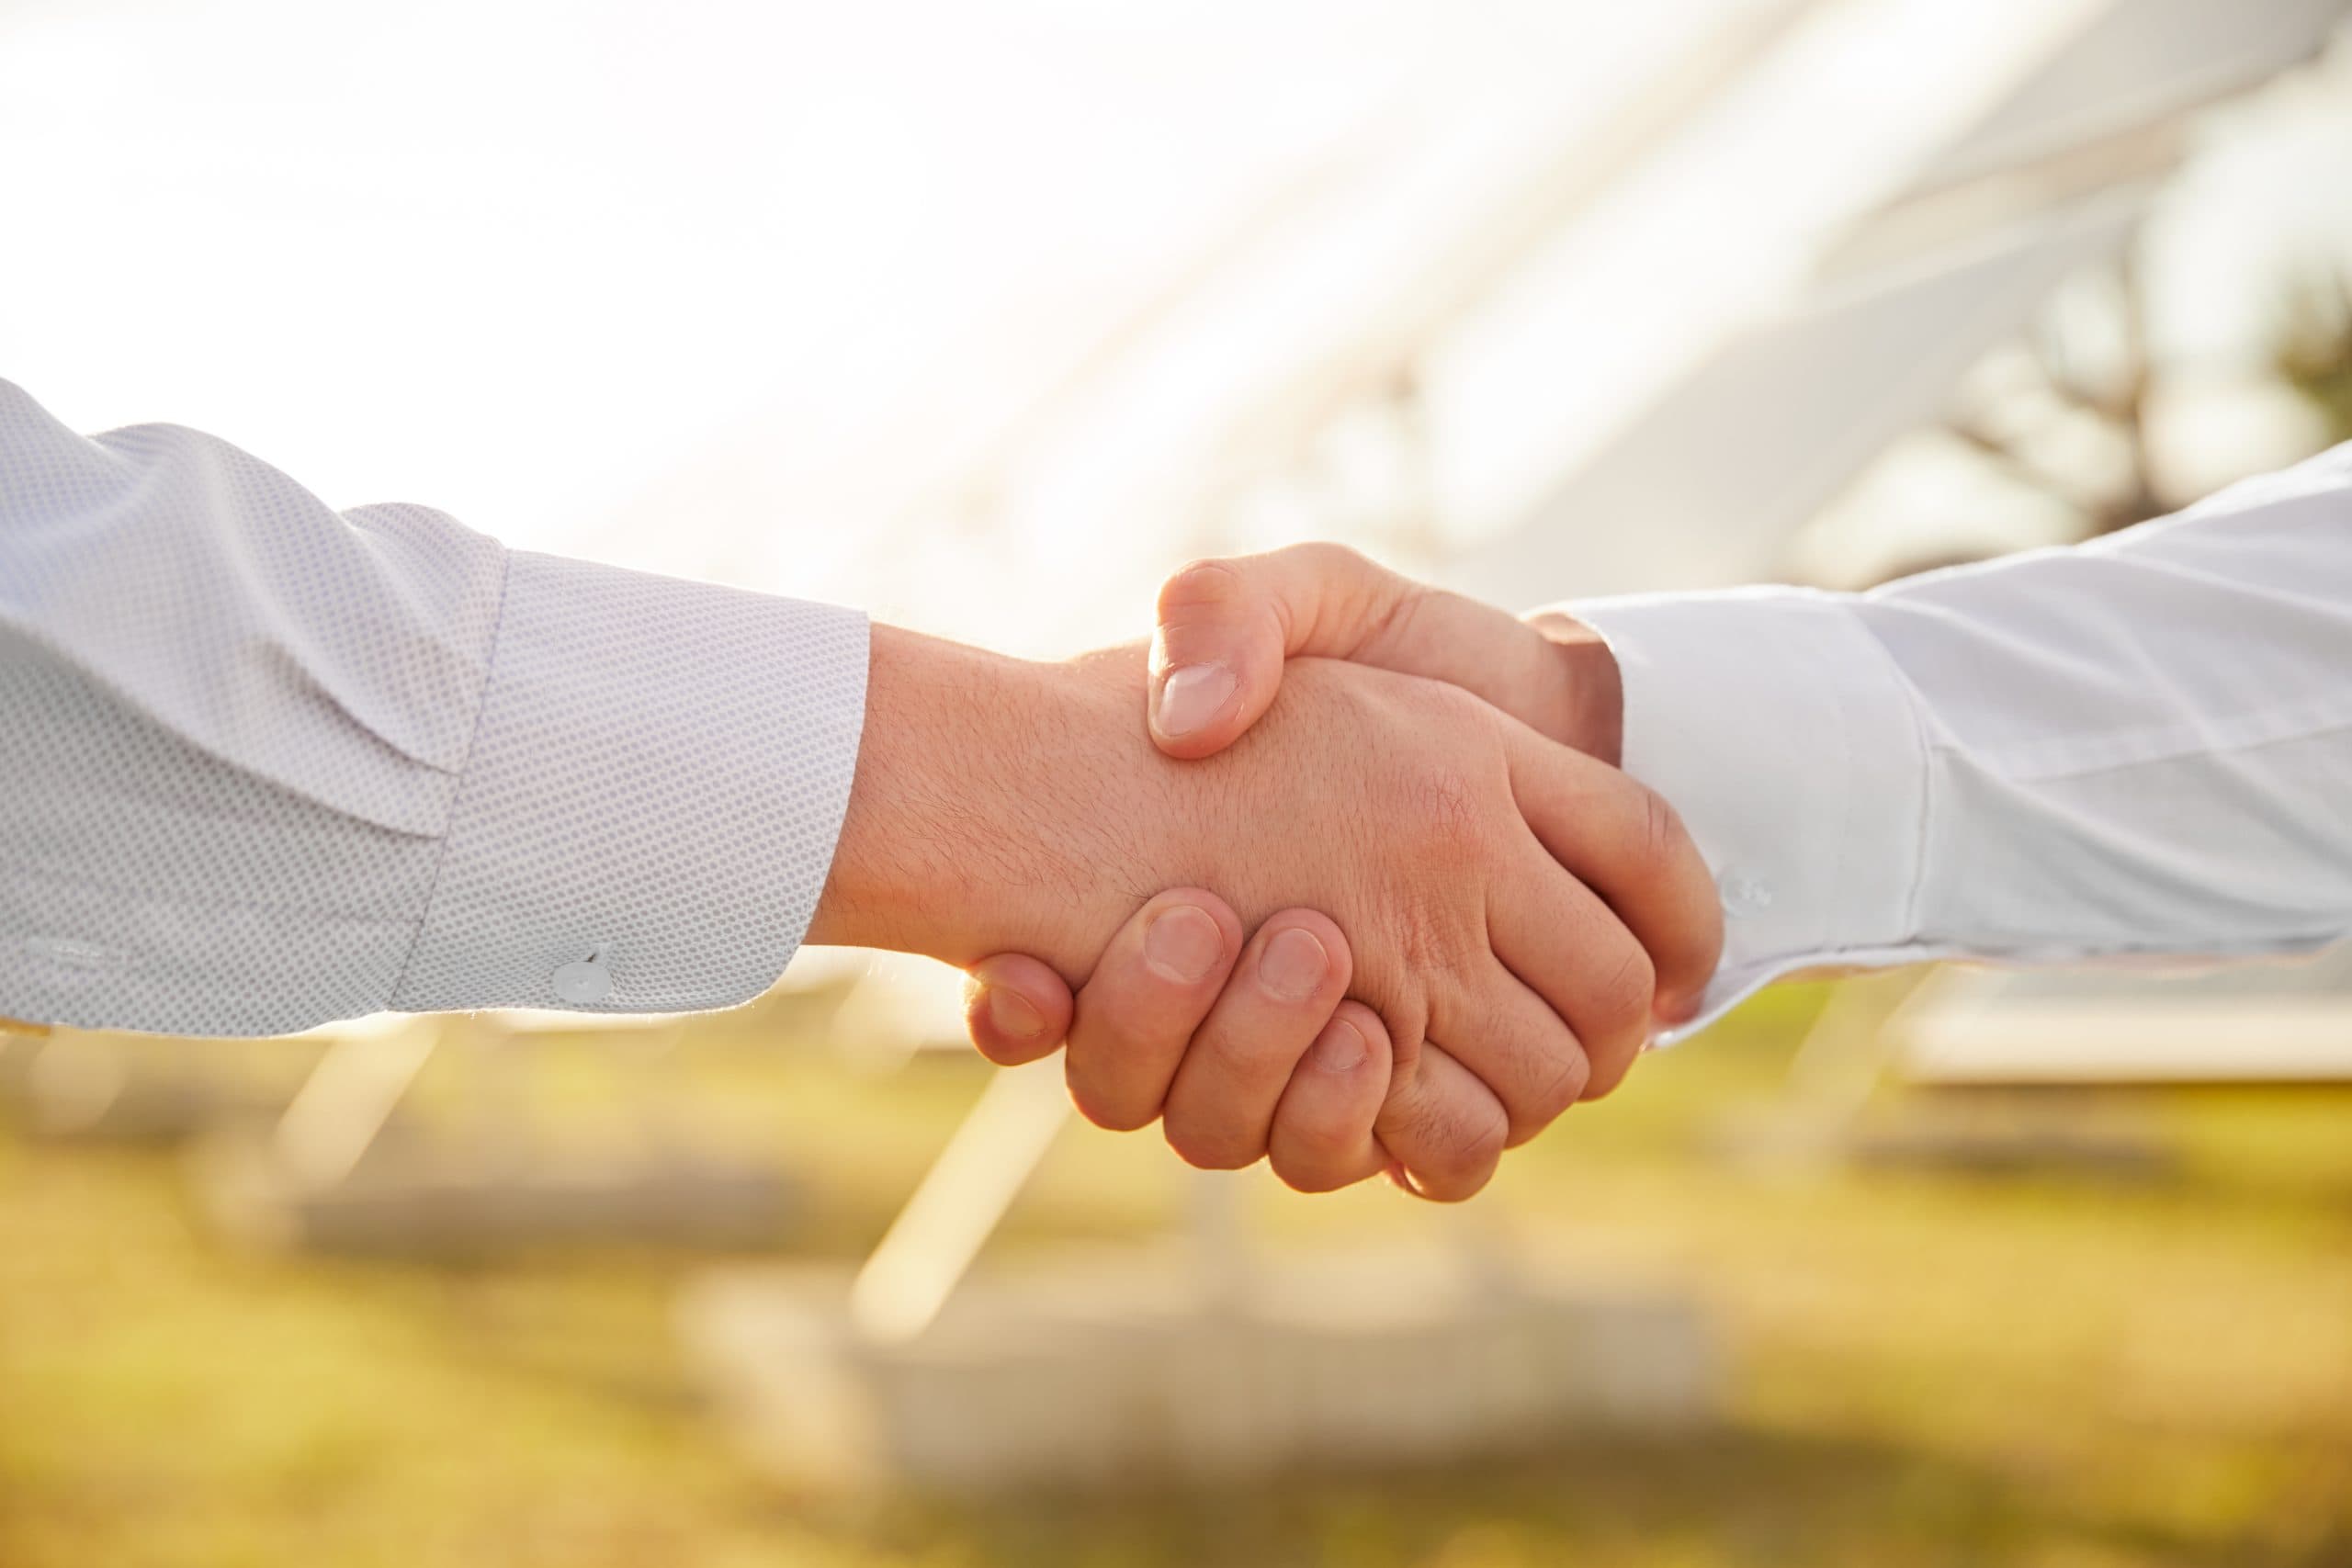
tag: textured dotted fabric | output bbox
[393,548,868,1017]
[0,379,869,1036]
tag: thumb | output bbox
[1148,543,1594,760]
[1148,544,1419,760]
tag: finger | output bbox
[1063,891,1243,1132]
[1374,1041,1509,1202]
[1149,544,1580,761]
[1266,1001,1393,1193]
[1484,850,1655,1101]
[1161,910,1353,1170]
[1503,732,1724,1026]
[1149,545,1417,760]
[1427,959,1592,1147]
[962,953,1075,1066]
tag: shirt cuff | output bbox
[393,550,869,1015]
[1555,587,1932,1038]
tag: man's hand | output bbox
[963,894,1398,1193]
[811,623,1713,1199]
[960,547,1724,1194]
[1149,542,1625,771]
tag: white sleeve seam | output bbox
[388,545,514,1008]
[1848,609,1938,947]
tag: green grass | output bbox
[2,987,2349,1567]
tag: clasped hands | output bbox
[806,547,1722,1201]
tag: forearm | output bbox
[1521,610,1624,766]
[0,378,867,1032]
[808,626,1177,980]
[1560,443,2352,1034]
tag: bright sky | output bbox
[4,2,1718,542]
[7,0,2348,652]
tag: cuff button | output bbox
[551,957,612,1005]
[1718,872,1773,916]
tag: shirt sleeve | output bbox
[1555,441,2352,1039]
[0,378,867,1036]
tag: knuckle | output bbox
[1389,740,1513,872]
[1393,671,1487,737]
[1595,942,1657,1037]
[1164,1118,1257,1172]
[1280,1099,1360,1163]
[1391,888,1478,986]
[1422,1134,1503,1200]
[1296,539,1367,568]
[1512,1043,1591,1136]
[1199,1024,1283,1083]
[1291,540,1374,583]
[1158,558,1243,617]
[1270,1151,1351,1195]
[1399,1093,1505,1197]
[1074,1007,1159,1069]
[1459,1098,1510,1169]
[1268,1111,1362,1191]
[1080,953,1205,1044]
[1413,769,1483,854]
[1068,1082,1153,1134]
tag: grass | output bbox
[1,984,2349,1567]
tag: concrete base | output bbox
[680,1249,1718,1495]
[192,1130,798,1257]
[1713,1095,2178,1183]
[1889,948,2352,1085]
[1839,1097,2177,1181]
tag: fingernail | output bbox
[1157,663,1236,739]
[1144,904,1225,983]
[1259,926,1329,1002]
[986,987,1044,1041]
[1309,1019,1366,1073]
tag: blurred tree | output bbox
[1936,257,2164,547]
[2273,262,2352,447]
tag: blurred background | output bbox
[6,0,2352,1563]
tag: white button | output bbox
[1718,872,1773,916]
[551,959,611,1005]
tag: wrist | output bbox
[808,626,1174,977]
[1522,610,1624,765]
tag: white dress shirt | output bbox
[1566,441,2352,1037]
[6,378,2350,1040]
[0,380,866,1035]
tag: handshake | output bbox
[806,545,1723,1201]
